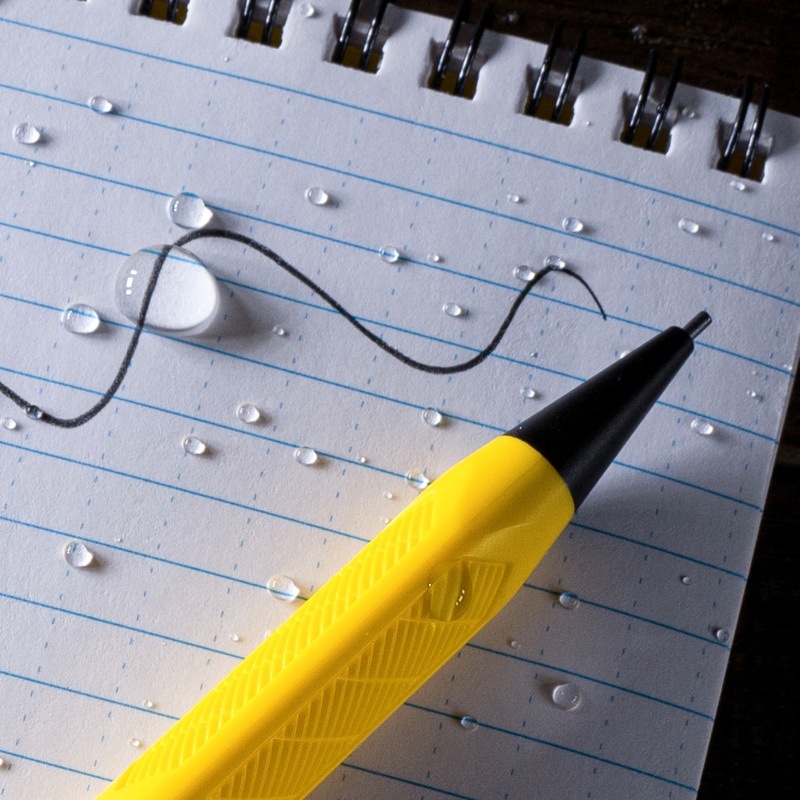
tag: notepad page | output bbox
[0,2,798,799]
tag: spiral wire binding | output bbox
[331,0,390,72]
[139,0,186,24]
[236,0,284,46]
[718,77,771,180]
[429,1,494,98]
[526,23,586,124]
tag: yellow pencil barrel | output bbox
[96,436,573,800]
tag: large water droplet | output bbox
[421,407,443,427]
[26,405,44,420]
[63,541,94,568]
[88,95,114,114]
[115,246,219,334]
[405,469,431,491]
[167,193,213,229]
[61,303,101,334]
[678,218,701,235]
[459,716,479,731]
[552,682,583,711]
[236,403,261,423]
[442,302,466,317]
[12,123,41,145]
[305,186,330,206]
[1,417,18,431]
[182,435,208,455]
[294,446,318,466]
[714,627,730,643]
[690,418,714,436]
[267,574,300,602]
[558,591,580,610]
[513,265,536,282]
[379,246,400,264]
[543,255,567,270]
[298,2,316,17]
[562,216,585,233]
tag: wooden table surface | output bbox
[393,2,799,797]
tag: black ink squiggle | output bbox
[0,229,606,429]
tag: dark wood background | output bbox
[391,2,799,797]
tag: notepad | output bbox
[1,2,798,798]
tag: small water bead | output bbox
[298,2,316,17]
[272,325,288,336]
[383,491,395,500]
[229,633,241,642]
[236,403,261,423]
[690,418,715,436]
[762,232,777,243]
[405,469,431,491]
[421,407,443,427]
[520,386,538,400]
[746,389,761,400]
[380,516,390,525]
[678,218,701,235]
[356,455,368,464]
[182,435,208,455]
[680,575,693,586]
[129,738,142,749]
[0,756,7,769]
[506,193,523,204]
[305,186,330,206]
[427,253,443,263]
[459,716,479,731]
[263,628,274,641]
[442,302,466,317]
[508,638,520,649]
[513,265,536,282]
[543,255,567,270]
[168,193,213,229]
[558,591,580,610]
[27,160,35,167]
[1,417,18,431]
[12,122,41,144]
[294,446,319,466]
[143,700,155,709]
[116,246,220,334]
[729,179,747,192]
[562,216,585,233]
[714,627,730,643]
[552,683,583,711]
[379,245,400,264]
[26,405,44,420]
[88,95,114,114]
[61,303,101,334]
[267,574,300,602]
[63,541,94,568]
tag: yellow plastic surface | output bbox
[96,436,574,800]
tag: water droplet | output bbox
[690,418,714,436]
[143,699,155,709]
[298,2,316,17]
[236,403,261,423]
[356,455,368,464]
[27,160,36,167]
[562,216,585,233]
[61,303,101,334]
[746,389,760,400]
[294,446,319,466]
[380,516,390,525]
[1,417,18,431]
[427,253,443,263]
[0,757,7,769]
[305,186,330,206]
[222,55,230,62]
[506,193,522,204]
[543,255,567,270]
[714,627,730,643]
[729,179,747,192]
[680,575,693,585]
[115,246,219,334]
[128,738,142,748]
[63,541,94,568]
[405,469,431,491]
[263,628,274,640]
[558,591,579,610]
[442,302,466,317]
[762,231,777,243]
[26,405,43,420]
[167,193,213,229]
[88,95,114,114]
[272,325,288,336]
[513,265,536,282]
[552,682,583,711]
[12,123,41,145]
[229,633,241,642]
[379,245,400,264]
[617,349,631,359]
[182,435,208,455]
[267,574,300,602]
[383,491,395,500]
[520,386,538,400]
[459,715,479,731]
[678,218,701,235]
[508,638,520,649]
[421,407,443,427]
